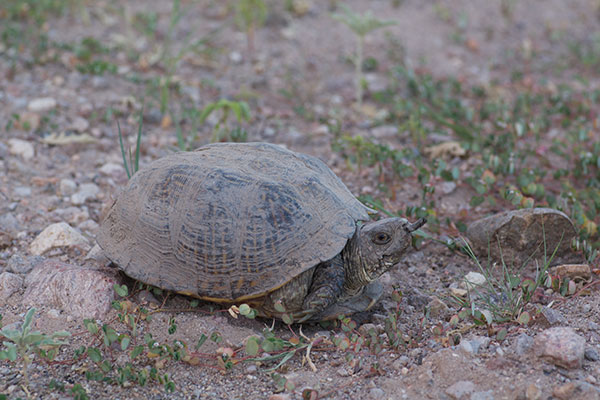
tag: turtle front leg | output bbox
[294,255,345,322]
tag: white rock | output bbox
[14,186,32,197]
[27,97,57,112]
[29,222,90,256]
[8,138,35,160]
[70,183,100,205]
[59,178,77,196]
[99,162,124,176]
[229,51,243,64]
[462,271,487,290]
[69,116,89,132]
[0,272,24,300]
[78,219,99,232]
[23,260,119,319]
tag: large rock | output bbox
[0,272,24,300]
[534,327,585,369]
[23,260,120,319]
[29,222,90,255]
[466,208,581,268]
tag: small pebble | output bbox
[13,186,31,197]
[27,97,57,112]
[59,179,78,196]
[71,183,100,205]
[514,333,534,355]
[369,387,385,399]
[445,380,475,400]
[7,138,34,160]
[584,348,599,361]
[229,51,243,64]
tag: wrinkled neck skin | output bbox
[341,229,371,295]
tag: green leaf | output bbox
[282,313,294,325]
[84,319,99,334]
[120,335,131,351]
[23,307,36,333]
[196,334,208,349]
[517,311,531,325]
[496,328,508,341]
[87,347,103,363]
[130,345,144,359]
[239,304,252,316]
[0,329,21,341]
[245,336,260,356]
[113,284,128,297]
[332,5,396,37]
[0,343,17,361]
[273,300,286,313]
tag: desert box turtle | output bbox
[97,142,425,322]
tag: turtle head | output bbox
[344,217,426,291]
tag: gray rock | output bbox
[540,307,567,326]
[535,327,586,369]
[0,213,21,233]
[368,387,385,399]
[585,348,599,361]
[467,336,491,354]
[91,76,108,89]
[471,390,495,400]
[99,163,124,176]
[229,51,243,64]
[7,138,34,160]
[427,296,450,318]
[69,117,89,133]
[6,254,44,274]
[0,142,8,159]
[29,222,90,256]
[13,186,31,197]
[371,125,398,139]
[27,97,57,112]
[445,380,475,399]
[70,183,99,205]
[466,208,582,267]
[59,179,77,196]
[23,260,120,319]
[440,181,457,194]
[514,333,534,355]
[0,272,24,300]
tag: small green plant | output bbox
[0,308,71,391]
[235,0,267,56]
[332,5,396,106]
[201,99,251,144]
[451,236,560,325]
[117,107,144,179]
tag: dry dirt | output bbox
[1,1,600,399]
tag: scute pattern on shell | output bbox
[97,142,371,301]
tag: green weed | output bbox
[0,308,71,392]
[235,0,267,55]
[332,6,396,106]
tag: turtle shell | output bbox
[97,142,371,302]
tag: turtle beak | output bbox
[407,218,427,233]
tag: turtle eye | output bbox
[372,232,391,245]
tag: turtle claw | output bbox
[292,309,317,323]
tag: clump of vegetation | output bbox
[0,308,70,393]
[332,5,396,106]
[234,0,267,56]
